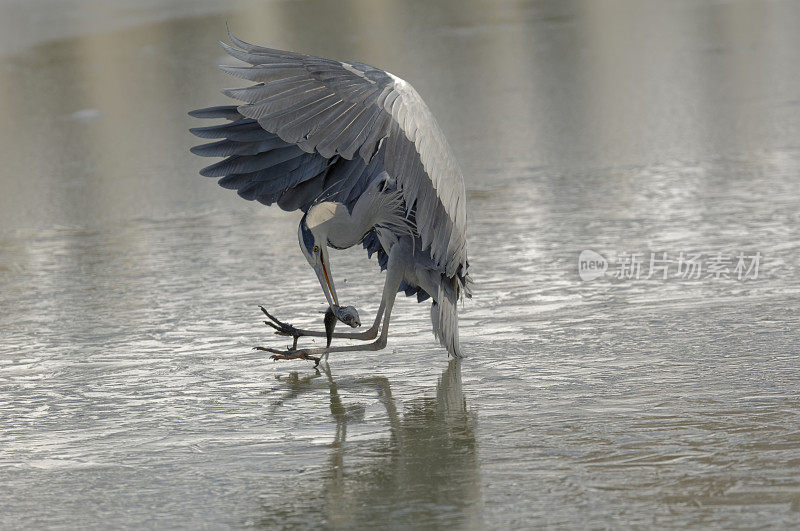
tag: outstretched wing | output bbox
[189,106,382,213]
[190,34,468,278]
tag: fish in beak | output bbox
[313,249,360,328]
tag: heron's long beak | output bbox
[313,248,338,309]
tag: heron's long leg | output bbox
[261,304,385,342]
[258,251,405,359]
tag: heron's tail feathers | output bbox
[431,285,464,358]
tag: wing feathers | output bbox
[198,145,304,177]
[190,137,287,157]
[188,106,243,120]
[190,35,469,277]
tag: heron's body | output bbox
[190,33,471,359]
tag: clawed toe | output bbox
[259,306,297,334]
[259,305,301,349]
[254,346,321,367]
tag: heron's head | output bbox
[298,204,338,310]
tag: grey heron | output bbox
[190,33,472,363]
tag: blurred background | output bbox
[1,0,799,528]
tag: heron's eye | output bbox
[313,245,319,253]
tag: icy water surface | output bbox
[2,0,800,528]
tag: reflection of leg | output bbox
[325,367,347,445]
[358,376,401,440]
[320,365,347,523]
[257,253,404,360]
[268,368,323,414]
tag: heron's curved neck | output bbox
[325,202,373,250]
[319,187,409,249]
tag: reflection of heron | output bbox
[260,360,481,528]
[190,33,471,362]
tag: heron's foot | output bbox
[259,305,299,336]
[259,306,302,349]
[254,346,321,368]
